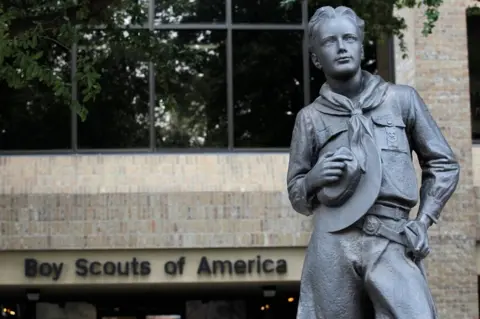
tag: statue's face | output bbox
[311,17,362,80]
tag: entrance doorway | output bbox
[1,283,299,319]
[95,286,299,319]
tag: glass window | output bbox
[0,39,71,151]
[186,300,246,318]
[232,0,302,24]
[154,0,226,25]
[1,1,391,152]
[153,30,228,148]
[76,29,151,149]
[467,14,480,141]
[232,30,304,148]
[245,296,298,318]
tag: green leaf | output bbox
[32,51,43,60]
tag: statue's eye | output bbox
[322,38,336,46]
[345,35,357,41]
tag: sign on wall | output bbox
[0,248,304,285]
[24,255,288,281]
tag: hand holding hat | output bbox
[314,136,383,232]
[305,149,353,192]
[316,147,362,207]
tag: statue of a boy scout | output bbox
[287,6,460,319]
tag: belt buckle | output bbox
[363,215,381,236]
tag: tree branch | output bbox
[7,0,117,37]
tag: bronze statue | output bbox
[286,6,460,319]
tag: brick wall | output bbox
[471,147,480,239]
[401,0,477,318]
[0,154,311,249]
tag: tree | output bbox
[0,0,465,149]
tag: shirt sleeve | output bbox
[406,87,460,223]
[286,108,317,216]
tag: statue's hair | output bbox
[308,6,365,53]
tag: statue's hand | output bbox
[403,220,430,261]
[305,151,353,191]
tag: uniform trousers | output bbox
[296,209,437,319]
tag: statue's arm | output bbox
[286,108,317,216]
[406,87,460,225]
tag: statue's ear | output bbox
[361,46,365,60]
[311,53,322,70]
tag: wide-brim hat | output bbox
[316,136,383,233]
[316,147,362,206]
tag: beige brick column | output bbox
[394,1,477,317]
[393,7,416,86]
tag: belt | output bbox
[366,204,409,220]
[355,205,409,247]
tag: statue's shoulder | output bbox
[381,83,422,120]
[294,102,328,132]
[302,97,330,115]
[386,82,418,98]
[296,102,320,119]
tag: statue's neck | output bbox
[326,69,363,100]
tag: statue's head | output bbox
[308,6,364,81]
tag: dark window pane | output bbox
[309,39,378,103]
[0,41,71,150]
[88,0,149,27]
[232,0,302,24]
[468,14,480,141]
[154,0,225,25]
[153,30,228,148]
[233,31,304,148]
[77,30,150,149]
[187,301,246,318]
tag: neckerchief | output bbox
[314,71,389,172]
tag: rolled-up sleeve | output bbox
[407,87,460,223]
[286,108,317,216]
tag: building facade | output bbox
[0,0,479,318]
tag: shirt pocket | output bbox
[371,115,410,154]
[371,114,417,200]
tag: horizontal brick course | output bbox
[0,191,310,250]
[0,154,290,194]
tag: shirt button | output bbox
[387,120,393,126]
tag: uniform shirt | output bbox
[287,72,460,223]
